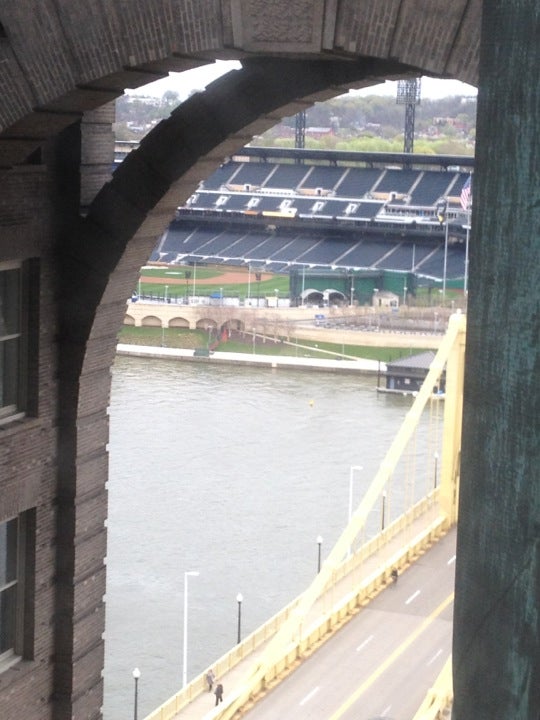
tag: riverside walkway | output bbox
[116,343,383,374]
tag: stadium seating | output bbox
[164,149,473,283]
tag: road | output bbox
[243,529,456,720]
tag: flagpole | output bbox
[443,209,449,304]
[464,208,470,296]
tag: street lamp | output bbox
[381,490,387,530]
[274,288,279,307]
[182,570,199,688]
[236,593,243,644]
[433,452,439,489]
[316,536,323,573]
[165,284,169,304]
[132,668,141,720]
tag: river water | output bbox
[103,355,442,719]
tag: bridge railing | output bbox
[143,492,447,720]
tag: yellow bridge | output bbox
[143,313,466,720]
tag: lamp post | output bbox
[192,262,197,302]
[182,570,199,688]
[464,210,471,296]
[236,593,243,644]
[185,270,191,304]
[165,284,169,304]
[132,668,141,720]
[274,288,279,307]
[316,535,323,573]
[381,491,387,530]
[433,452,439,489]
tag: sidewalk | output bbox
[116,343,383,374]
[147,502,450,720]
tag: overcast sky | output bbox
[127,60,477,102]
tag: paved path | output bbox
[117,343,383,374]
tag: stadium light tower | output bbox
[397,78,421,156]
[295,109,306,163]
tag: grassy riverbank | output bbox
[118,326,427,363]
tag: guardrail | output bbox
[412,656,453,719]
[143,492,447,720]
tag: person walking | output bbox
[214,681,224,706]
[206,669,215,692]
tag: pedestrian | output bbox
[214,681,224,706]
[206,669,215,692]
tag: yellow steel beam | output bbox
[214,314,466,719]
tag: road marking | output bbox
[427,648,443,666]
[299,686,320,706]
[405,590,421,605]
[328,592,454,720]
[447,554,456,565]
[356,634,374,652]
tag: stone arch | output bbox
[196,318,218,330]
[169,316,190,328]
[124,314,135,326]
[30,55,478,720]
[141,315,163,327]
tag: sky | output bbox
[126,60,477,102]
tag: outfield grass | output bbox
[118,326,424,362]
[136,264,290,299]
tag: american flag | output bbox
[460,175,472,211]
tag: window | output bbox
[0,260,36,424]
[0,513,34,666]
[0,519,18,659]
[0,263,21,421]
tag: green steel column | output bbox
[453,3,540,719]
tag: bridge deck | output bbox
[149,502,449,720]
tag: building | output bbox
[379,351,445,395]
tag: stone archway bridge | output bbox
[124,301,444,350]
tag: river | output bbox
[103,355,442,719]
